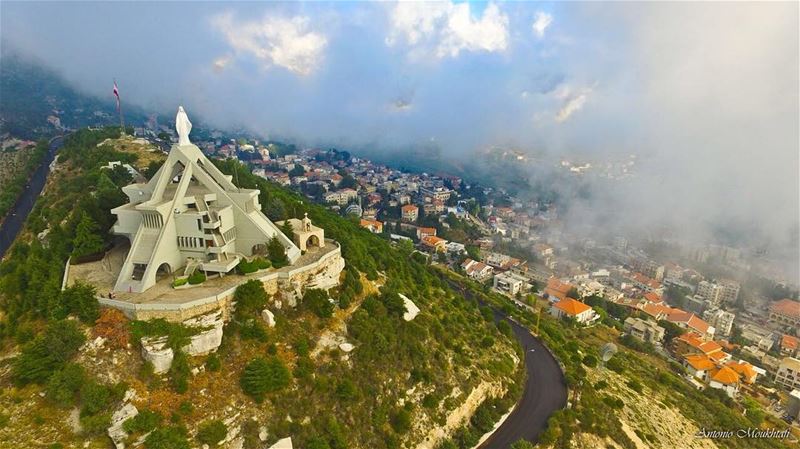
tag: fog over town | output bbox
[3,1,798,279]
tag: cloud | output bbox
[532,11,553,38]
[212,12,327,75]
[212,55,232,72]
[386,1,509,59]
[554,85,592,122]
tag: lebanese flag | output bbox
[113,81,120,110]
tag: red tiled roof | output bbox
[644,292,663,303]
[553,298,592,316]
[771,299,800,319]
[782,334,799,351]
[685,354,716,371]
[667,310,711,334]
[709,366,740,385]
[545,277,573,301]
[640,302,673,319]
[725,361,756,383]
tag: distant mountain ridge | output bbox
[0,49,148,139]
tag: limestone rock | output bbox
[258,426,268,441]
[399,294,420,322]
[107,402,138,449]
[261,309,276,327]
[338,343,354,353]
[182,311,224,356]
[269,437,293,448]
[141,337,173,374]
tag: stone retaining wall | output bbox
[98,242,344,322]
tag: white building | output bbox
[493,271,529,296]
[776,357,800,391]
[703,308,736,337]
[111,107,300,293]
[549,298,599,325]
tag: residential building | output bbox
[623,317,665,345]
[697,281,724,306]
[672,332,729,364]
[421,235,447,253]
[703,308,735,337]
[445,241,466,254]
[770,299,800,328]
[718,280,740,304]
[544,278,575,302]
[708,366,741,398]
[787,390,800,424]
[359,219,383,234]
[666,310,715,340]
[401,204,419,222]
[684,354,717,381]
[550,298,599,325]
[416,227,437,239]
[493,271,529,296]
[776,357,800,391]
[323,188,358,206]
[461,259,494,282]
[781,334,799,357]
[345,203,363,216]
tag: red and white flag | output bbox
[113,81,120,110]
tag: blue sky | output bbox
[2,1,799,269]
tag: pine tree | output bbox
[71,212,105,259]
[267,236,288,268]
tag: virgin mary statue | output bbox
[176,106,192,146]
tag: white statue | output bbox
[176,106,192,146]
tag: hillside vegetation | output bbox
[0,128,523,449]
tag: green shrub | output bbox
[205,353,221,372]
[57,282,99,323]
[196,420,228,445]
[626,379,643,393]
[304,288,334,318]
[80,412,111,436]
[13,320,86,385]
[390,408,412,434]
[170,351,190,393]
[582,354,598,367]
[234,280,269,318]
[240,356,291,402]
[267,236,288,268]
[46,363,86,407]
[144,426,190,449]
[123,409,162,434]
[187,272,206,285]
[172,278,188,287]
[239,320,268,341]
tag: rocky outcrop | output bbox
[261,309,276,327]
[268,437,294,449]
[182,311,224,356]
[399,294,420,321]
[107,402,138,449]
[140,337,173,374]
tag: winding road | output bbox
[0,135,63,259]
[447,280,568,449]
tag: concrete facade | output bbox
[111,139,300,293]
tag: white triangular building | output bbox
[110,107,300,293]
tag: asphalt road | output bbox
[479,316,568,448]
[447,280,568,449]
[0,136,63,259]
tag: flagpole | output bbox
[114,79,126,135]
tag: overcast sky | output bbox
[2,1,798,277]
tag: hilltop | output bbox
[0,129,524,449]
